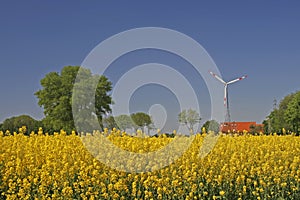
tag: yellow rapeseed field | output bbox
[0,127,300,199]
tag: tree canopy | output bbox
[130,112,152,131]
[0,115,41,135]
[284,92,300,133]
[35,66,112,133]
[114,114,134,131]
[102,116,118,130]
[264,91,300,134]
[178,109,201,134]
[201,120,220,134]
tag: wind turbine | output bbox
[209,71,247,123]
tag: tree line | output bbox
[0,66,209,135]
[1,65,299,135]
[0,66,154,135]
[263,91,300,135]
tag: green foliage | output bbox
[35,66,112,133]
[114,114,134,131]
[102,116,118,130]
[178,109,201,134]
[130,112,152,129]
[265,91,300,134]
[284,92,300,133]
[249,124,263,134]
[0,115,42,135]
[201,120,220,133]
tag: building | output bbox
[220,121,264,133]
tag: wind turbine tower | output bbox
[209,71,247,123]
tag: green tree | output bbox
[130,112,152,133]
[35,66,112,133]
[1,115,42,135]
[102,116,118,130]
[262,119,271,135]
[249,124,263,135]
[284,92,300,134]
[178,109,201,134]
[114,114,134,131]
[265,93,296,134]
[201,120,220,134]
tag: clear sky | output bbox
[1,1,300,131]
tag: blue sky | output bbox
[1,1,300,131]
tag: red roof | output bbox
[220,122,263,133]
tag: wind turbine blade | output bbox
[227,75,247,85]
[209,71,226,84]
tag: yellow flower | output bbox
[0,128,300,199]
[219,190,225,196]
